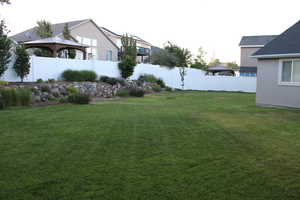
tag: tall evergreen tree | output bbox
[62,23,76,59]
[13,45,30,82]
[34,20,53,57]
[0,20,12,78]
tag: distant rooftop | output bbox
[239,35,278,46]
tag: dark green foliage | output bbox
[40,85,50,93]
[129,88,145,97]
[47,79,55,83]
[116,89,130,97]
[152,84,162,93]
[61,70,97,82]
[33,48,53,57]
[118,56,136,79]
[35,20,53,38]
[99,76,126,86]
[118,34,137,79]
[0,88,31,108]
[0,80,8,86]
[68,93,90,104]
[190,48,208,70]
[13,45,30,82]
[36,78,44,83]
[63,23,76,59]
[0,20,12,77]
[67,87,77,94]
[165,87,173,92]
[138,74,166,88]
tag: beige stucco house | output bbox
[101,27,152,63]
[252,20,300,109]
[10,19,119,62]
[239,35,277,77]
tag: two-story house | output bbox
[239,35,277,76]
[101,27,152,63]
[10,19,119,61]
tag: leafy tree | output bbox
[208,58,221,67]
[62,23,76,59]
[225,61,239,70]
[0,20,12,78]
[190,47,207,70]
[0,0,10,5]
[118,34,137,78]
[13,45,30,82]
[34,20,53,57]
[151,49,178,67]
[35,20,53,38]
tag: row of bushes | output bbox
[117,88,145,98]
[0,88,32,109]
[62,70,98,82]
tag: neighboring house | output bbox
[252,20,300,108]
[239,35,277,77]
[101,27,152,63]
[10,19,119,61]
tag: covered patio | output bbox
[206,66,235,76]
[22,37,88,59]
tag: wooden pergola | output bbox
[22,37,88,59]
[206,66,235,76]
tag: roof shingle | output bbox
[239,35,277,46]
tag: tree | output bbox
[225,61,239,70]
[62,23,76,59]
[13,45,30,82]
[208,58,221,67]
[118,34,137,79]
[0,0,10,5]
[34,20,53,57]
[0,20,12,78]
[190,47,207,70]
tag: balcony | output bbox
[119,47,151,57]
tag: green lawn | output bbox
[1,91,300,200]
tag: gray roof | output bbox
[239,35,278,46]
[240,66,257,73]
[23,37,88,47]
[10,19,88,42]
[253,20,300,57]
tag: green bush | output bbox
[68,93,90,104]
[47,79,55,83]
[16,88,32,106]
[36,78,44,83]
[165,87,173,92]
[152,84,162,93]
[138,74,166,88]
[40,85,51,93]
[129,88,145,97]
[67,87,77,94]
[62,70,97,82]
[116,89,130,97]
[99,76,126,86]
[0,88,32,109]
[0,81,9,86]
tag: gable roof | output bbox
[252,20,300,58]
[239,35,277,47]
[10,19,88,42]
[10,19,119,49]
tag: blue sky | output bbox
[1,0,300,64]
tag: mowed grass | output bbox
[1,91,300,200]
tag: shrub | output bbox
[16,88,32,106]
[138,74,166,88]
[62,70,97,82]
[116,89,130,97]
[99,76,126,86]
[0,81,8,86]
[81,70,97,82]
[36,78,44,83]
[47,79,55,83]
[0,88,31,108]
[67,87,77,94]
[118,55,136,79]
[152,84,162,93]
[165,87,173,92]
[40,85,51,93]
[68,93,90,104]
[129,88,145,97]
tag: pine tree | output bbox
[62,23,76,59]
[0,20,12,78]
[13,45,30,82]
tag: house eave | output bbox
[251,53,300,59]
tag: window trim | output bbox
[278,59,300,86]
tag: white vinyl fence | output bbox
[2,56,257,93]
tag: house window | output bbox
[280,60,300,85]
[106,50,113,61]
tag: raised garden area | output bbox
[1,91,300,199]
